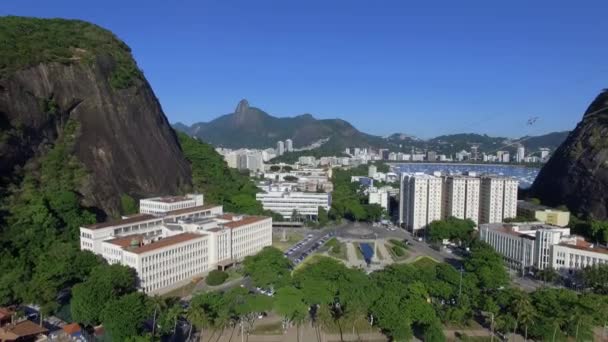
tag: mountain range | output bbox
[174,101,570,156]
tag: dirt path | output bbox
[346,242,366,268]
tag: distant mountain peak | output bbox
[235,99,250,114]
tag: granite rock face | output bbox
[0,54,192,216]
[531,89,608,219]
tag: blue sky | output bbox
[3,1,608,138]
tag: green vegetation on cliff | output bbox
[178,132,281,219]
[0,16,141,88]
[0,120,103,312]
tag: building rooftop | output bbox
[148,196,189,203]
[84,214,158,230]
[106,234,145,248]
[166,204,220,216]
[0,307,13,321]
[223,216,269,229]
[0,320,48,340]
[559,240,608,255]
[128,233,205,254]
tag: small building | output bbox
[0,308,14,327]
[0,320,48,342]
[517,201,570,227]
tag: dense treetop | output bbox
[0,16,141,87]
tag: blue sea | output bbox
[390,163,540,189]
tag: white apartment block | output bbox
[479,223,607,274]
[400,173,443,233]
[443,175,480,224]
[480,176,518,224]
[285,139,293,152]
[368,187,389,212]
[80,194,272,294]
[140,194,204,215]
[256,189,331,220]
[277,141,285,156]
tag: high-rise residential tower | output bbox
[400,173,443,234]
[276,140,285,156]
[480,176,518,223]
[443,174,481,224]
[285,139,293,152]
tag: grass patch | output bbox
[386,243,409,261]
[161,278,201,299]
[272,231,304,251]
[321,315,379,334]
[251,321,284,335]
[326,238,347,260]
[292,255,340,273]
[389,239,409,249]
[411,256,439,269]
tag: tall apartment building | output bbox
[480,176,518,224]
[80,194,272,294]
[516,146,525,163]
[285,139,293,152]
[400,173,443,233]
[480,223,608,274]
[443,174,481,224]
[256,189,331,220]
[276,141,285,156]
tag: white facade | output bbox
[552,241,608,272]
[540,148,550,161]
[480,176,518,224]
[80,195,272,294]
[256,190,331,219]
[368,165,377,178]
[285,139,293,152]
[516,146,525,163]
[368,188,389,212]
[277,141,285,156]
[444,175,481,224]
[400,173,443,233]
[478,223,605,273]
[479,224,536,273]
[140,194,204,215]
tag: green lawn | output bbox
[161,278,201,299]
[272,231,304,251]
[321,316,380,335]
[251,321,284,335]
[411,256,439,269]
[326,238,348,260]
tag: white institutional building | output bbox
[256,186,331,220]
[480,223,608,274]
[79,194,272,294]
[399,173,519,233]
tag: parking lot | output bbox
[283,231,335,265]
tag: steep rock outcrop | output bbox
[531,89,608,219]
[0,18,191,216]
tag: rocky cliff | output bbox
[0,17,191,216]
[531,89,608,219]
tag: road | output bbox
[335,221,464,267]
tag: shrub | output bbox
[205,270,228,286]
[389,239,408,249]
[392,245,405,257]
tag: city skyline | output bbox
[3,0,608,137]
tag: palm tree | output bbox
[513,296,535,341]
[187,304,210,342]
[150,295,168,340]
